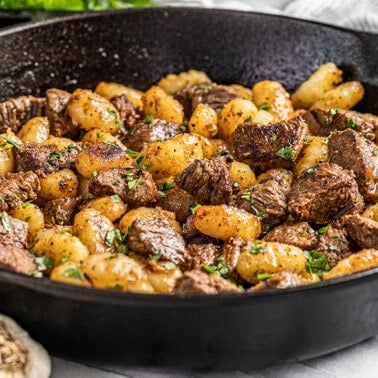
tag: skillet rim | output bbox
[0,6,377,38]
[0,7,377,304]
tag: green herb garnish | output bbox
[304,250,330,277]
[1,212,13,234]
[275,146,297,161]
[143,114,154,123]
[256,272,274,281]
[257,102,271,111]
[346,118,357,129]
[47,150,64,161]
[64,268,85,281]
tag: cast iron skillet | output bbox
[0,8,377,370]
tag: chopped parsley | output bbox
[249,243,268,254]
[163,262,177,271]
[190,203,202,214]
[65,143,77,153]
[316,224,332,235]
[64,268,85,281]
[158,181,174,192]
[47,150,64,161]
[0,135,21,149]
[275,146,297,161]
[108,284,123,291]
[90,171,98,180]
[105,228,126,249]
[244,116,253,123]
[103,109,120,128]
[240,190,267,218]
[329,108,339,115]
[35,256,55,272]
[202,264,216,274]
[130,127,138,136]
[148,251,161,262]
[346,118,357,129]
[304,250,330,277]
[111,194,121,202]
[306,167,316,174]
[143,114,154,123]
[256,272,274,281]
[257,102,271,111]
[269,134,277,143]
[182,119,189,128]
[1,212,13,234]
[124,172,142,190]
[21,200,33,208]
[125,148,139,157]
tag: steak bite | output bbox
[176,157,233,205]
[316,227,351,268]
[175,83,239,117]
[110,94,139,129]
[156,187,194,223]
[0,95,45,133]
[45,88,78,138]
[42,197,81,227]
[233,169,292,230]
[328,128,378,201]
[187,243,220,270]
[287,163,364,225]
[0,214,28,249]
[15,142,79,175]
[0,244,37,275]
[264,222,318,250]
[174,269,240,294]
[251,271,302,291]
[89,168,159,207]
[121,118,185,152]
[303,108,375,140]
[343,214,378,249]
[0,171,40,212]
[233,116,309,170]
[127,218,190,269]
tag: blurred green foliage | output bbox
[0,0,153,11]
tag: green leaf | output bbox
[257,102,271,111]
[202,264,216,274]
[1,212,13,234]
[64,268,85,281]
[304,250,330,277]
[47,150,64,161]
[143,114,154,123]
[256,272,274,281]
[0,135,21,149]
[35,256,55,271]
[190,204,202,214]
[275,146,297,161]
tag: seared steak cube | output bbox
[110,94,139,129]
[343,214,378,249]
[174,269,240,294]
[316,228,351,268]
[187,243,220,270]
[176,157,233,205]
[175,83,239,117]
[15,142,79,175]
[45,88,78,138]
[0,95,45,133]
[89,168,159,207]
[251,271,302,291]
[264,222,318,250]
[328,128,378,201]
[127,218,189,269]
[0,243,37,275]
[233,116,309,170]
[0,214,28,249]
[42,197,81,226]
[122,118,185,152]
[303,108,375,140]
[156,187,194,223]
[233,169,292,229]
[288,163,364,225]
[0,171,40,212]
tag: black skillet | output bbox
[0,8,377,370]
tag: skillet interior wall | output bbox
[0,8,376,113]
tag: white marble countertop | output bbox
[52,335,378,377]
